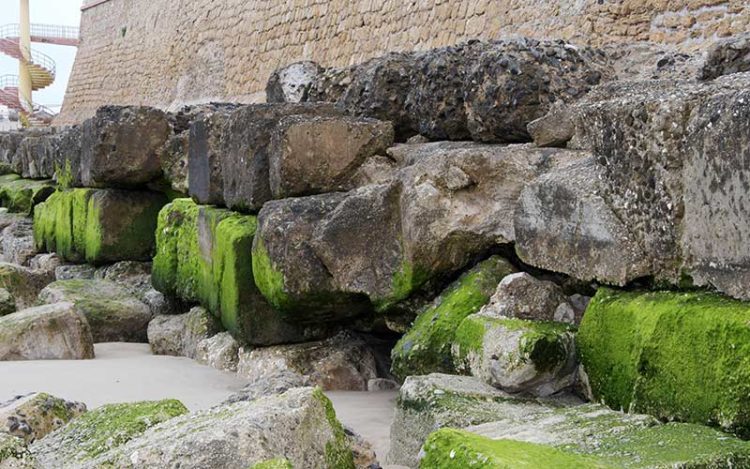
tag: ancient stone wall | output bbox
[57,0,750,124]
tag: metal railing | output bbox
[0,23,79,41]
[19,43,56,79]
[0,75,19,89]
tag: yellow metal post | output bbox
[18,0,32,115]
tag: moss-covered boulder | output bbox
[30,399,187,468]
[33,189,167,264]
[453,313,577,396]
[38,279,153,343]
[578,288,750,437]
[0,174,55,215]
[0,262,50,310]
[152,198,315,345]
[390,256,515,380]
[0,432,33,468]
[72,388,354,469]
[0,393,86,443]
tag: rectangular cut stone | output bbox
[33,188,167,264]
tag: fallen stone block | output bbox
[0,131,25,173]
[38,279,153,343]
[266,61,323,103]
[80,106,171,187]
[196,331,239,372]
[480,272,577,324]
[147,306,222,358]
[453,313,577,396]
[390,256,515,380]
[0,174,55,215]
[152,198,316,345]
[30,399,188,468]
[1,216,37,266]
[0,302,94,360]
[0,262,52,310]
[33,188,167,264]
[268,115,393,198]
[0,393,86,443]
[578,288,750,437]
[78,388,355,469]
[13,130,58,179]
[236,331,379,391]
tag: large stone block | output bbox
[0,393,86,443]
[147,306,222,358]
[33,189,167,264]
[152,198,315,345]
[80,106,171,187]
[268,115,393,198]
[266,61,323,103]
[218,103,340,211]
[578,288,750,437]
[65,389,354,469]
[0,303,94,360]
[38,279,153,343]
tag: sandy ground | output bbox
[0,342,400,466]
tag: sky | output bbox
[0,0,82,112]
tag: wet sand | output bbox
[0,342,400,465]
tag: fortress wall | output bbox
[57,0,750,125]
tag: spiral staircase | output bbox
[0,23,79,127]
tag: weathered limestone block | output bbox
[452,313,577,396]
[33,189,167,264]
[53,125,82,188]
[152,199,314,345]
[307,66,353,103]
[0,393,86,443]
[237,331,379,391]
[268,115,394,198]
[0,175,55,215]
[390,257,515,380]
[38,279,153,343]
[13,130,58,179]
[195,331,239,372]
[515,158,651,286]
[266,61,323,103]
[1,217,37,267]
[0,303,94,360]
[30,399,188,468]
[699,32,750,80]
[219,103,340,211]
[187,108,234,204]
[0,262,51,310]
[0,131,24,173]
[481,272,576,323]
[254,143,585,320]
[147,306,222,358]
[578,288,750,437]
[80,106,171,187]
[81,389,355,469]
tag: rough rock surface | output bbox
[0,393,86,443]
[0,262,51,310]
[390,256,515,380]
[266,61,323,103]
[0,217,37,267]
[268,115,394,198]
[147,306,222,359]
[481,272,576,323]
[38,279,153,343]
[195,331,239,372]
[578,288,750,438]
[452,312,577,396]
[0,432,33,468]
[0,175,55,215]
[30,399,188,468]
[78,388,354,469]
[237,331,379,391]
[0,303,94,360]
[79,106,171,187]
[699,33,750,80]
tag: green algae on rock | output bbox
[0,432,34,468]
[577,288,750,437]
[33,188,167,264]
[0,392,87,443]
[390,256,515,380]
[30,399,188,467]
[0,174,55,215]
[453,314,577,396]
[251,458,294,469]
[420,429,613,468]
[152,198,311,345]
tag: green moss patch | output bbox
[390,256,515,380]
[0,173,55,215]
[421,429,613,468]
[312,388,355,469]
[33,188,166,264]
[251,458,294,469]
[578,288,750,437]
